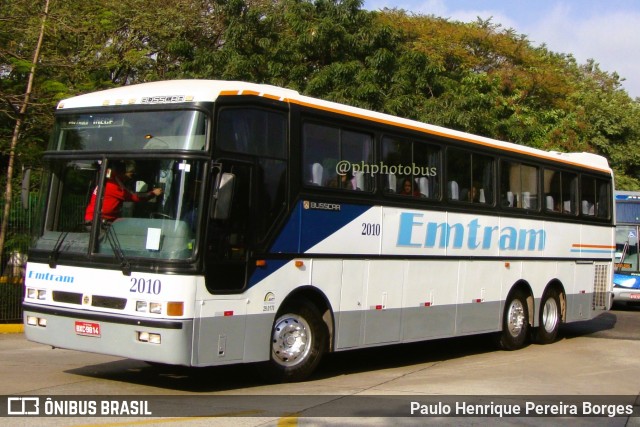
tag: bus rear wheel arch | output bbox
[261,298,328,383]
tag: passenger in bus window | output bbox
[84,160,163,225]
[399,178,420,197]
[327,170,354,190]
[469,182,483,203]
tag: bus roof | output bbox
[56,79,612,173]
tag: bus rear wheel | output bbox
[534,288,561,344]
[262,299,327,382]
[499,289,530,350]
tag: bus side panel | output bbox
[568,263,595,322]
[363,261,403,345]
[192,297,248,366]
[401,260,457,341]
[335,260,366,349]
[456,260,502,334]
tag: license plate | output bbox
[630,294,640,300]
[75,321,101,337]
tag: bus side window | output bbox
[303,122,373,192]
[581,176,596,215]
[447,148,493,204]
[500,161,538,210]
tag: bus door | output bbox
[205,161,254,292]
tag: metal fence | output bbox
[0,193,38,322]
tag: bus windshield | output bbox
[34,157,205,262]
[49,110,206,151]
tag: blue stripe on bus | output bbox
[569,249,615,254]
[248,202,370,288]
[269,201,371,254]
[248,259,289,288]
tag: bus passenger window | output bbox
[447,148,493,204]
[382,136,440,199]
[544,169,577,214]
[581,175,611,218]
[500,161,538,210]
[581,176,597,215]
[302,122,373,192]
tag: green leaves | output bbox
[1,0,639,187]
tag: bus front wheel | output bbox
[262,299,327,382]
[499,289,530,350]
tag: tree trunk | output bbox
[0,0,50,269]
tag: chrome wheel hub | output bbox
[271,314,312,367]
[542,298,559,333]
[507,299,525,337]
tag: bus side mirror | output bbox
[211,172,235,220]
[21,168,31,209]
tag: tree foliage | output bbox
[2,0,640,200]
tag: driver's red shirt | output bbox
[84,178,142,222]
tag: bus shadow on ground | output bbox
[560,311,617,339]
[64,333,499,392]
[65,311,631,392]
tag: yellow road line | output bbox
[277,415,299,426]
[71,410,263,427]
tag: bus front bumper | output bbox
[23,303,194,366]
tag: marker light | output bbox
[167,302,184,316]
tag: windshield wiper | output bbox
[48,232,69,268]
[104,225,131,276]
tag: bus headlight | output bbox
[26,288,47,300]
[149,302,162,314]
[136,301,148,312]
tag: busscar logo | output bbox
[303,200,341,211]
[8,397,40,415]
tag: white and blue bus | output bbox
[23,80,614,381]
[613,191,640,306]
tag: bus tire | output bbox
[262,299,327,382]
[534,288,561,344]
[499,289,529,350]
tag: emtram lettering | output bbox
[397,213,545,251]
[27,271,74,283]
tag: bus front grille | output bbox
[51,291,127,310]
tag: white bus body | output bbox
[24,80,614,381]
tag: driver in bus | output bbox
[84,160,163,226]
